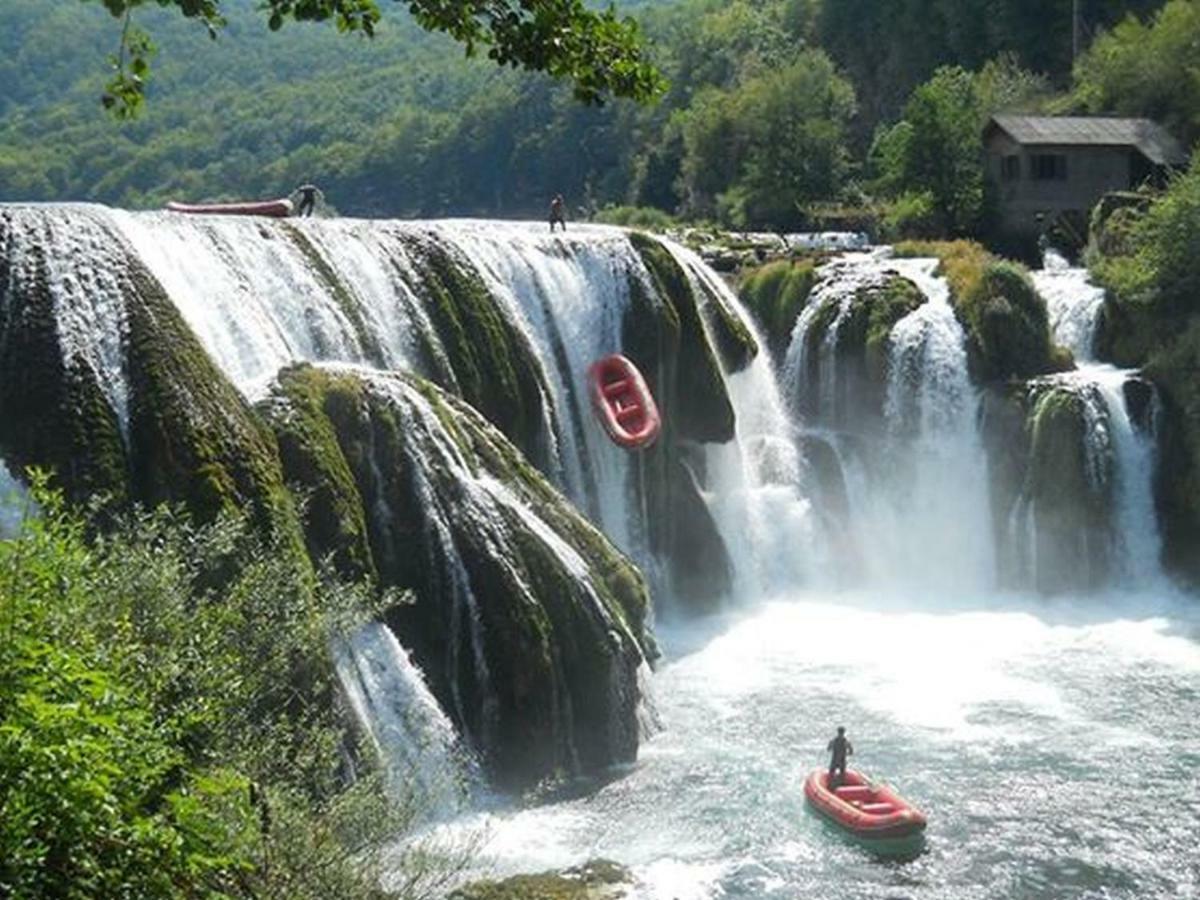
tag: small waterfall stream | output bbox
[333,621,475,818]
[1030,260,1165,588]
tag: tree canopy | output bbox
[86,0,664,117]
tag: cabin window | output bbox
[1031,154,1068,181]
[1000,155,1021,180]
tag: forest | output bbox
[2,0,1195,234]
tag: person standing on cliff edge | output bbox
[549,194,566,232]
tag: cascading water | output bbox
[333,620,475,818]
[1029,260,1165,588]
[667,243,820,598]
[781,251,993,591]
[3,205,1196,898]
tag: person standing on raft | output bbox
[827,726,853,788]
[294,183,322,217]
[549,194,566,232]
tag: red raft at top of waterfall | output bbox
[165,198,294,218]
[804,769,927,840]
[587,354,661,450]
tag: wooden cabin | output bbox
[983,115,1187,239]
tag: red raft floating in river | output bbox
[587,354,661,450]
[804,769,927,840]
[165,198,294,218]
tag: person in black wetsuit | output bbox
[549,194,566,232]
[295,183,321,217]
[827,726,853,788]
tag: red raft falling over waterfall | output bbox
[587,354,661,450]
[165,198,294,218]
[804,769,927,841]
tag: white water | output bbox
[669,243,820,598]
[421,592,1200,899]
[782,251,994,591]
[333,621,474,818]
[1030,261,1165,588]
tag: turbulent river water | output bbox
[420,589,1200,899]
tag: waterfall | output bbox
[332,621,475,819]
[666,243,820,598]
[1,206,133,436]
[781,251,994,591]
[1031,263,1165,588]
[0,458,31,538]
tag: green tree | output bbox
[871,57,1050,237]
[1073,0,1200,147]
[678,49,856,228]
[86,0,664,118]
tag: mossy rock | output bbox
[0,215,127,506]
[627,230,736,444]
[124,261,298,543]
[1023,384,1113,593]
[796,274,925,430]
[1144,320,1200,581]
[0,209,301,554]
[896,241,1067,382]
[264,364,653,789]
[738,258,816,359]
[262,364,376,581]
[450,860,633,900]
[404,235,551,465]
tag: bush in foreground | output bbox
[0,475,462,899]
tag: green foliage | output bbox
[592,205,675,229]
[880,66,984,235]
[1073,0,1200,147]
[83,0,662,118]
[870,56,1051,239]
[677,50,857,228]
[1092,151,1200,315]
[0,475,434,899]
[816,0,1159,129]
[882,190,939,240]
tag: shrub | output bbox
[0,475,455,899]
[882,191,941,240]
[591,205,676,229]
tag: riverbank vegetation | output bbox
[0,475,462,899]
[3,0,1195,235]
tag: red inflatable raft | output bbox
[587,354,661,450]
[804,769,927,840]
[165,199,294,218]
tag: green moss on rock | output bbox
[406,239,550,463]
[627,230,736,444]
[262,364,376,581]
[450,860,633,900]
[897,240,1069,381]
[738,258,816,358]
[263,364,654,789]
[0,230,128,506]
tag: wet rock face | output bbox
[0,207,292,531]
[265,365,653,789]
[981,381,1115,593]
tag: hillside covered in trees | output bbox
[1,0,1195,230]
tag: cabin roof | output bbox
[987,115,1188,166]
